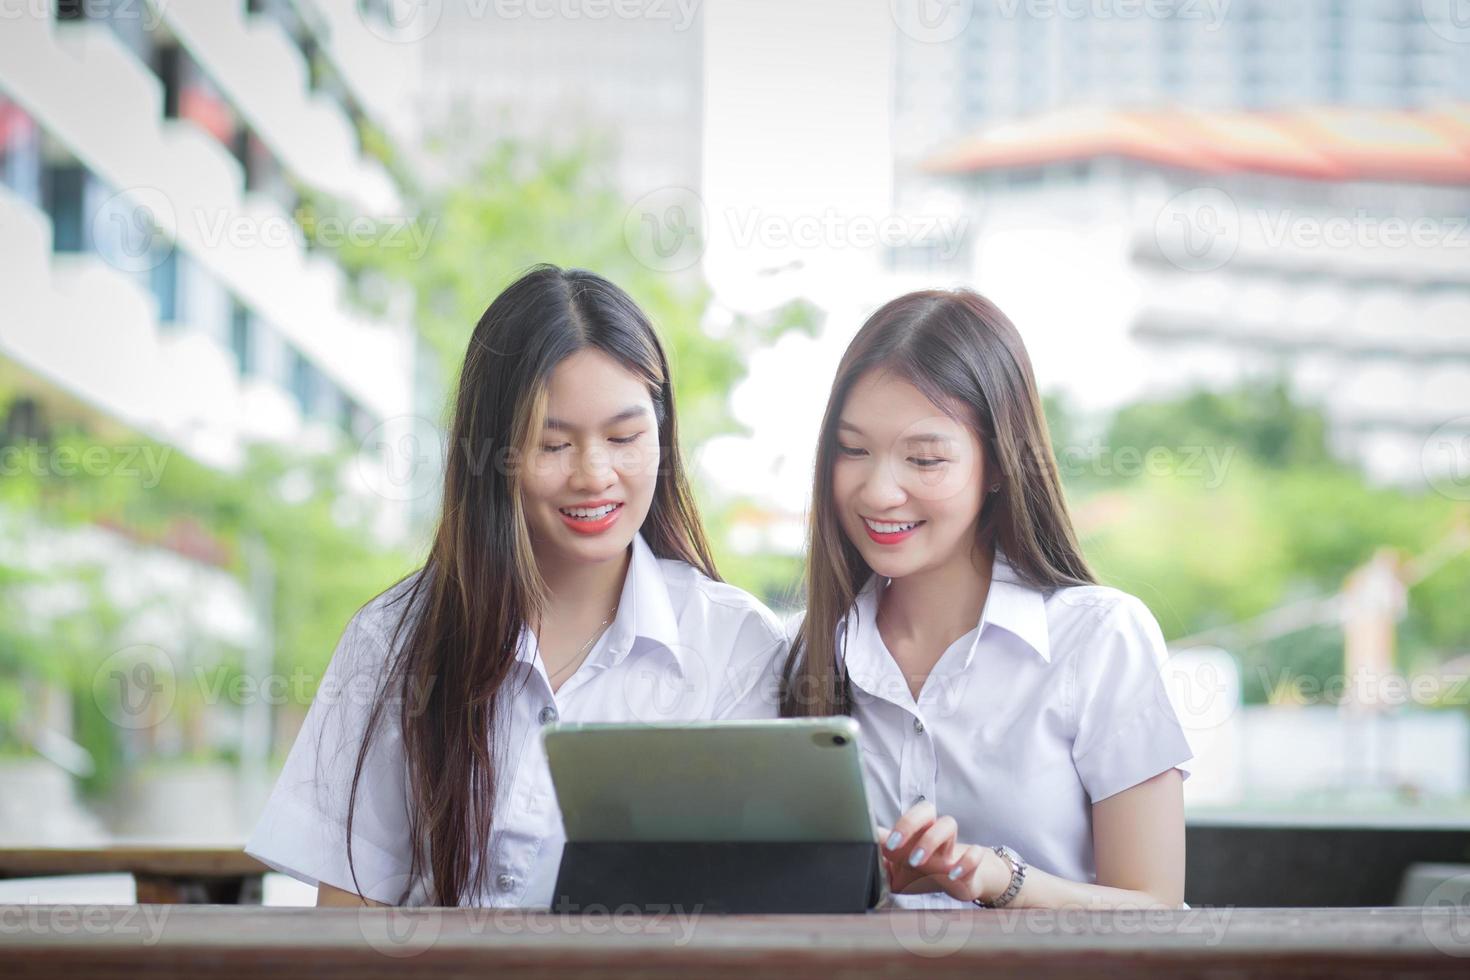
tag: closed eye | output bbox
[910,457,947,468]
[609,432,644,445]
[542,442,571,453]
[837,445,868,458]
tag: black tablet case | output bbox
[552,840,884,914]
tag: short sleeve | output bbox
[1069,595,1195,804]
[244,607,421,904]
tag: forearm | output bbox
[983,853,1180,911]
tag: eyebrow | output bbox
[544,405,649,431]
[837,420,956,445]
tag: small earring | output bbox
[989,483,1001,493]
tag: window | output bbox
[290,350,317,417]
[229,300,253,376]
[0,96,42,206]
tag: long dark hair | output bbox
[343,264,717,905]
[781,288,1093,717]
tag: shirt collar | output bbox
[972,551,1051,665]
[838,550,1051,675]
[516,532,686,675]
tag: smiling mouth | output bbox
[863,517,924,534]
[559,503,622,520]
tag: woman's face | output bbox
[521,348,661,567]
[831,369,989,581]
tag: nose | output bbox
[857,457,907,513]
[569,443,617,494]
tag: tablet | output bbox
[542,717,875,843]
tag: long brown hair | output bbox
[344,264,717,905]
[781,288,1093,717]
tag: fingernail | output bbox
[908,848,926,867]
[886,831,902,850]
[948,865,965,880]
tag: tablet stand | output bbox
[551,840,884,914]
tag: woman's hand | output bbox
[877,800,1009,903]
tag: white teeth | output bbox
[865,518,920,534]
[561,504,618,519]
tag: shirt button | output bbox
[538,705,558,725]
[495,873,517,892]
[913,718,925,734]
[915,795,927,806]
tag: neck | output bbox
[878,537,996,649]
[537,544,631,622]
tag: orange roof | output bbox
[923,105,1470,185]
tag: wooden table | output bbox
[3,905,1468,978]
[0,848,268,904]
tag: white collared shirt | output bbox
[832,554,1194,909]
[245,532,786,907]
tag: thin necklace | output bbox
[546,603,619,686]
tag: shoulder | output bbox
[658,557,785,642]
[332,570,429,674]
[1045,583,1166,659]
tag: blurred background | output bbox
[1,0,1469,905]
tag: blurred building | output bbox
[921,104,1470,485]
[0,0,424,833]
[894,0,1470,182]
[410,0,704,198]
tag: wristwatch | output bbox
[972,844,1026,909]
